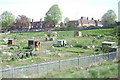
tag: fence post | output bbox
[108,52,110,61]
[47,62,49,75]
[94,54,96,63]
[37,64,39,75]
[59,60,61,72]
[12,68,13,78]
[0,70,2,79]
[78,57,79,66]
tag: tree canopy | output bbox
[44,4,62,27]
[101,10,117,27]
[64,17,69,24]
[12,15,30,29]
[0,11,15,27]
[114,25,120,46]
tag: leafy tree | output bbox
[0,11,15,27]
[114,25,120,46]
[114,25,120,61]
[101,10,117,27]
[64,17,69,23]
[44,4,62,27]
[12,15,30,30]
[0,18,2,30]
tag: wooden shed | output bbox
[74,31,82,37]
[28,40,41,49]
[8,39,16,45]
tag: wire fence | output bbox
[0,52,116,78]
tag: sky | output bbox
[0,0,119,22]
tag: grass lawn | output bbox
[39,62,118,78]
[0,47,97,68]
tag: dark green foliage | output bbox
[68,24,76,28]
[114,26,120,46]
[102,45,110,53]
[88,69,99,78]
[0,50,2,56]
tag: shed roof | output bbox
[102,41,116,44]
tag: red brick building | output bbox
[68,17,103,27]
[10,17,103,32]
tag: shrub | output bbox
[34,54,37,56]
[88,69,99,78]
[102,45,110,53]
[35,48,39,51]
[0,50,2,56]
[68,24,76,28]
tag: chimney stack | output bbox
[81,17,83,19]
[40,18,42,21]
[92,18,94,20]
[87,17,89,20]
[32,19,34,22]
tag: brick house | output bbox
[67,17,103,27]
[11,19,53,31]
[10,17,103,32]
[29,19,53,30]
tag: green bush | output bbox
[71,39,93,48]
[88,69,99,78]
[68,24,76,28]
[0,50,2,56]
[102,45,110,53]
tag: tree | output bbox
[0,11,15,27]
[114,25,120,61]
[12,15,30,30]
[64,17,69,26]
[44,4,62,27]
[101,10,117,27]
[64,17,69,23]
[0,18,2,30]
[114,26,120,46]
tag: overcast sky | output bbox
[0,0,119,21]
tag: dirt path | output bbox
[41,42,54,46]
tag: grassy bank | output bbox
[39,62,118,78]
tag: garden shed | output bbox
[102,41,117,52]
[102,41,117,47]
[57,40,67,47]
[28,40,41,49]
[8,39,16,45]
[74,31,82,37]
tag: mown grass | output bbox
[46,47,100,55]
[57,29,113,37]
[39,62,118,78]
[82,29,114,36]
